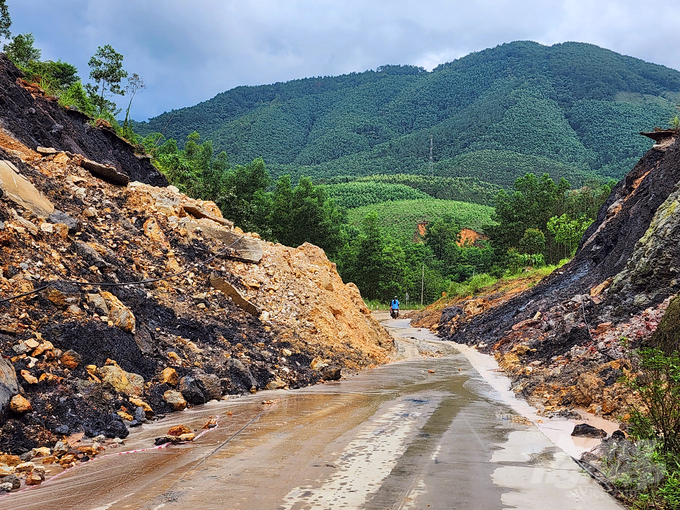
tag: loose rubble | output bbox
[0,53,394,493]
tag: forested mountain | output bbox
[134,41,680,187]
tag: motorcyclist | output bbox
[390,296,400,319]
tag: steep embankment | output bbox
[0,55,393,459]
[418,132,680,418]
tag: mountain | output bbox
[134,41,680,187]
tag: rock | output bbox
[128,397,153,418]
[0,482,14,492]
[209,276,261,316]
[47,210,79,234]
[266,378,286,390]
[31,447,51,458]
[197,373,222,401]
[0,455,21,467]
[100,292,136,333]
[60,349,82,369]
[24,338,40,350]
[80,158,130,186]
[163,390,187,411]
[9,394,32,414]
[0,357,19,414]
[86,293,110,315]
[104,413,129,439]
[571,373,604,407]
[54,424,69,435]
[25,473,43,485]
[98,365,144,396]
[159,367,179,386]
[133,406,145,423]
[0,160,55,218]
[20,370,38,385]
[36,146,58,154]
[179,376,205,405]
[571,423,607,438]
[31,341,53,357]
[45,281,80,308]
[14,461,35,473]
[225,359,257,392]
[439,306,464,325]
[178,433,195,442]
[321,366,342,381]
[73,241,110,269]
[0,474,19,489]
[167,424,192,436]
[142,217,169,247]
[310,358,329,371]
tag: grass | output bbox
[347,198,494,240]
[444,262,566,301]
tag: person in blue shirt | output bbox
[390,296,400,319]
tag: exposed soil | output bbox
[0,54,393,475]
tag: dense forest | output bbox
[134,41,679,189]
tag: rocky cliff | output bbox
[0,56,393,456]
[433,133,680,418]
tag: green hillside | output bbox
[346,199,494,240]
[134,41,680,187]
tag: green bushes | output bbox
[605,347,680,508]
[322,181,430,208]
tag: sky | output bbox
[6,0,680,120]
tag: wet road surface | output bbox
[4,317,623,509]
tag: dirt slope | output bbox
[0,57,393,457]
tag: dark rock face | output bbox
[0,55,166,187]
[647,295,680,354]
[0,356,19,415]
[179,376,206,405]
[571,423,607,438]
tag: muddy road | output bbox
[3,316,622,510]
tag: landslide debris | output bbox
[0,55,393,480]
[417,133,680,420]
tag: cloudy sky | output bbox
[7,0,680,120]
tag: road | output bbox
[4,317,623,510]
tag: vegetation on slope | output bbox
[135,41,679,185]
[347,198,493,240]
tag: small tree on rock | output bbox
[86,44,128,115]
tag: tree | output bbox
[547,213,592,259]
[3,33,40,69]
[86,44,128,115]
[485,173,570,264]
[519,228,546,267]
[270,175,345,256]
[0,0,10,40]
[341,211,406,301]
[122,73,145,139]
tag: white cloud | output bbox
[8,0,680,119]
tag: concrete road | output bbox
[4,319,623,510]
